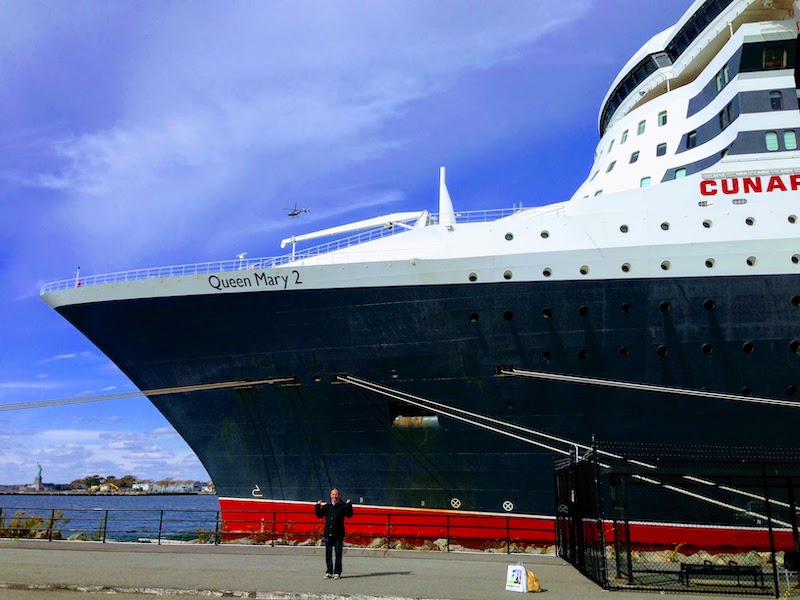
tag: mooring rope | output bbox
[338,374,794,525]
[0,377,296,412]
[504,368,800,409]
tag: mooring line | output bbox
[0,377,296,411]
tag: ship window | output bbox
[594,189,603,196]
[637,120,646,135]
[771,91,783,110]
[608,139,615,152]
[765,131,779,151]
[784,130,797,150]
[640,176,651,187]
[658,111,667,126]
[715,64,730,92]
[763,47,787,69]
[606,161,616,173]
[687,131,697,149]
[621,129,629,144]
[630,151,640,163]
[656,143,667,156]
[719,102,733,130]
[590,170,599,181]
[675,168,686,179]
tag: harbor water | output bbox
[0,494,220,542]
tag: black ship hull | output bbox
[55,274,800,519]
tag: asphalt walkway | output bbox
[0,539,743,599]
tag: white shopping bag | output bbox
[505,564,527,593]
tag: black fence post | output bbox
[102,510,109,543]
[387,514,391,549]
[214,510,220,545]
[48,509,55,541]
[506,517,510,555]
[762,464,779,598]
[157,510,164,546]
[271,511,276,547]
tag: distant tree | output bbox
[116,475,137,489]
[84,475,102,487]
[69,479,86,490]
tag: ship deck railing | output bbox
[40,204,562,294]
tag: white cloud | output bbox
[15,2,591,268]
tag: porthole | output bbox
[702,220,712,228]
[541,350,551,360]
[542,307,552,318]
[577,348,588,360]
[621,263,631,273]
[620,302,631,313]
[792,296,800,307]
[543,267,552,277]
[503,270,512,280]
[659,301,671,313]
[741,386,752,396]
[705,258,716,268]
[657,345,669,356]
[468,272,478,282]
[618,346,629,357]
[788,385,798,397]
[792,255,800,265]
[620,224,629,233]
[745,217,755,226]
[790,340,800,352]
[790,215,797,224]
[503,310,513,321]
[578,305,589,316]
[450,498,462,509]
[505,232,514,241]
[313,374,322,383]
[390,369,399,379]
[742,342,754,354]
[704,299,716,310]
[469,312,479,323]
[661,222,670,231]
[541,230,550,239]
[746,256,757,266]
[701,343,713,355]
[579,265,589,275]
[660,261,671,271]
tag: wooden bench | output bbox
[679,560,764,588]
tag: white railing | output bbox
[40,206,537,293]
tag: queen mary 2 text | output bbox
[208,269,303,291]
[700,174,800,196]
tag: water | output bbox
[0,494,220,542]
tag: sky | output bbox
[0,1,691,486]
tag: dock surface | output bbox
[0,540,724,598]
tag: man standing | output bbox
[315,488,354,579]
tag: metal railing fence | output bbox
[0,505,555,554]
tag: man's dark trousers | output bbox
[325,536,344,575]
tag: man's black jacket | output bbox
[315,499,354,539]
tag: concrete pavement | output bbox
[0,539,748,598]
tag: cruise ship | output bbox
[41,0,800,544]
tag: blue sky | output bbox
[0,1,690,485]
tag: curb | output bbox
[0,581,441,599]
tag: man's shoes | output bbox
[333,574,341,579]
[325,573,332,579]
